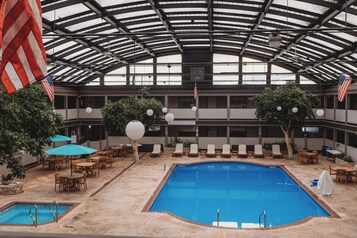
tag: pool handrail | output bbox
[49,200,59,222]
[216,209,220,227]
[29,204,38,228]
[259,210,267,229]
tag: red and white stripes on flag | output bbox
[338,73,352,102]
[0,0,47,94]
[42,76,54,102]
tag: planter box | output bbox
[335,158,349,166]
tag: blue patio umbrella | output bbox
[45,144,97,175]
[49,134,74,143]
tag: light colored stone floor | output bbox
[0,150,357,238]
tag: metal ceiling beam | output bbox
[147,0,183,53]
[240,0,273,56]
[270,0,357,63]
[207,0,214,53]
[83,0,155,57]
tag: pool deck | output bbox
[0,150,357,238]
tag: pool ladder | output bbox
[258,210,267,229]
[49,200,59,222]
[29,205,38,228]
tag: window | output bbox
[190,66,204,81]
[230,127,247,137]
[67,96,77,109]
[326,128,333,140]
[199,126,226,137]
[168,126,195,137]
[230,96,247,108]
[79,96,105,108]
[54,96,65,109]
[199,96,227,108]
[177,96,194,108]
[326,95,334,109]
[349,94,357,110]
[108,96,127,103]
[89,125,106,141]
[262,126,284,137]
[336,96,345,109]
[301,127,322,138]
[348,132,357,148]
[146,126,163,137]
[336,130,345,144]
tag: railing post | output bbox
[263,210,267,229]
[217,209,220,227]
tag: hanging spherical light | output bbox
[277,106,282,111]
[85,107,93,113]
[162,107,168,113]
[125,120,145,141]
[292,107,298,113]
[146,109,153,116]
[165,112,175,123]
[192,106,197,112]
[316,109,324,117]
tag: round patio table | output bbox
[60,173,84,192]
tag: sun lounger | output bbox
[150,144,162,157]
[221,144,231,158]
[206,144,216,157]
[272,144,283,158]
[238,144,248,158]
[253,144,264,158]
[172,143,183,157]
[188,144,198,157]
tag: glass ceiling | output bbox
[41,0,357,85]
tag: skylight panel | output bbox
[66,18,104,32]
[42,3,89,21]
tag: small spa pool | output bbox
[149,162,333,228]
[0,202,75,225]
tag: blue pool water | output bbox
[0,203,73,225]
[150,162,330,228]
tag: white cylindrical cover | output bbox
[277,106,282,111]
[317,170,334,196]
[192,106,197,112]
[316,109,324,117]
[85,107,93,113]
[125,120,145,140]
[146,109,153,116]
[292,107,298,113]
[165,112,175,123]
[162,107,168,113]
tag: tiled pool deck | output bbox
[0,151,356,238]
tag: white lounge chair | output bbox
[272,144,283,158]
[172,143,183,157]
[206,144,216,157]
[253,144,264,158]
[188,144,199,157]
[221,144,231,158]
[150,144,162,157]
[238,144,248,158]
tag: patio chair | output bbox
[188,144,199,157]
[99,156,108,169]
[150,144,162,157]
[106,153,115,167]
[54,172,62,191]
[238,144,248,158]
[297,152,308,164]
[253,144,264,158]
[206,144,216,157]
[272,144,283,158]
[79,173,87,191]
[221,144,231,158]
[172,143,183,157]
[335,169,348,183]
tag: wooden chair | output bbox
[206,144,216,158]
[54,172,62,191]
[297,152,308,164]
[99,157,108,169]
[42,159,50,170]
[106,152,115,167]
[120,145,128,157]
[79,174,87,191]
[335,169,348,183]
[221,144,231,158]
[329,164,337,176]
[188,144,198,157]
[92,161,100,177]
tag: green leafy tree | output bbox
[251,82,319,159]
[0,86,63,178]
[101,91,164,161]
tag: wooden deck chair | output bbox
[172,143,183,157]
[221,144,231,158]
[238,144,248,158]
[206,144,216,157]
[150,144,162,157]
[272,144,283,158]
[297,152,308,164]
[253,144,264,158]
[188,144,198,157]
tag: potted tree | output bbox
[1,174,13,185]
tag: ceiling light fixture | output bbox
[268,33,282,48]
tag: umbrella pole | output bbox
[70,156,73,176]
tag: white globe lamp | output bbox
[125,120,145,140]
[85,107,93,113]
[165,112,175,123]
[292,107,298,113]
[162,107,168,113]
[192,106,197,112]
[316,109,324,117]
[277,106,282,111]
[146,109,153,116]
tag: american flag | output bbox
[0,0,47,94]
[42,76,54,102]
[194,82,198,99]
[338,73,352,102]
